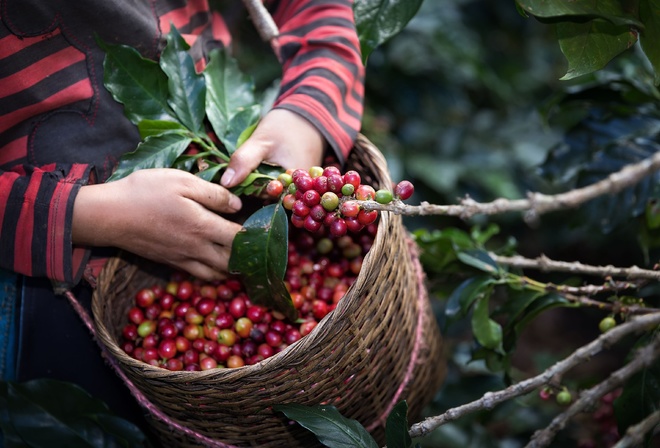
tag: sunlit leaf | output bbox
[274,403,379,448]
[137,119,187,139]
[223,105,262,154]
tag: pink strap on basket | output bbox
[63,289,239,448]
[365,235,430,432]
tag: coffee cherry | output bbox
[394,180,414,200]
[135,288,156,308]
[556,389,572,405]
[308,166,324,178]
[375,189,393,204]
[343,170,361,189]
[339,201,360,218]
[266,179,284,198]
[137,320,157,338]
[321,192,340,212]
[599,316,616,333]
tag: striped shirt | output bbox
[0,0,365,285]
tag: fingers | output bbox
[183,174,243,214]
[220,135,271,188]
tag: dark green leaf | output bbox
[516,0,642,27]
[386,401,411,448]
[353,0,423,63]
[97,39,173,124]
[471,296,503,352]
[412,228,476,274]
[557,20,638,80]
[513,293,574,336]
[2,379,146,448]
[204,48,258,141]
[137,119,187,139]
[173,154,200,172]
[160,26,206,133]
[456,250,499,274]
[274,404,379,448]
[228,203,297,321]
[106,132,192,182]
[445,276,496,319]
[640,0,660,85]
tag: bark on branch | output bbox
[362,151,660,222]
[407,312,660,440]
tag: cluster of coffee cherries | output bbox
[265,165,414,236]
[120,221,376,371]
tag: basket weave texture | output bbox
[92,135,446,447]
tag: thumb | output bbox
[220,137,271,189]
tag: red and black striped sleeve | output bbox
[0,165,93,284]
[269,0,365,162]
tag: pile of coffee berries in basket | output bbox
[120,165,414,370]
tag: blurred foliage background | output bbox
[231,1,660,446]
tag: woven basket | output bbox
[92,134,446,447]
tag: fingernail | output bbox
[221,168,235,187]
[228,194,242,212]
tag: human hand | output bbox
[72,168,243,281]
[220,108,326,188]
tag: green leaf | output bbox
[445,276,496,319]
[235,121,259,149]
[557,20,638,80]
[160,26,206,133]
[228,171,273,197]
[513,293,574,336]
[106,132,192,182]
[274,404,379,448]
[97,38,174,124]
[195,160,225,182]
[228,203,297,321]
[456,250,499,274]
[640,0,660,85]
[1,379,146,448]
[204,48,258,141]
[223,105,262,154]
[386,401,412,448]
[137,119,188,139]
[471,296,503,352]
[353,0,424,64]
[516,0,642,27]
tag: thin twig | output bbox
[363,151,660,221]
[526,333,660,448]
[493,254,660,281]
[407,312,660,439]
[613,408,660,448]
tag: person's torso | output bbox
[0,0,229,181]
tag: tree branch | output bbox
[492,253,660,281]
[362,151,660,221]
[407,312,660,439]
[613,408,660,448]
[526,333,660,447]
